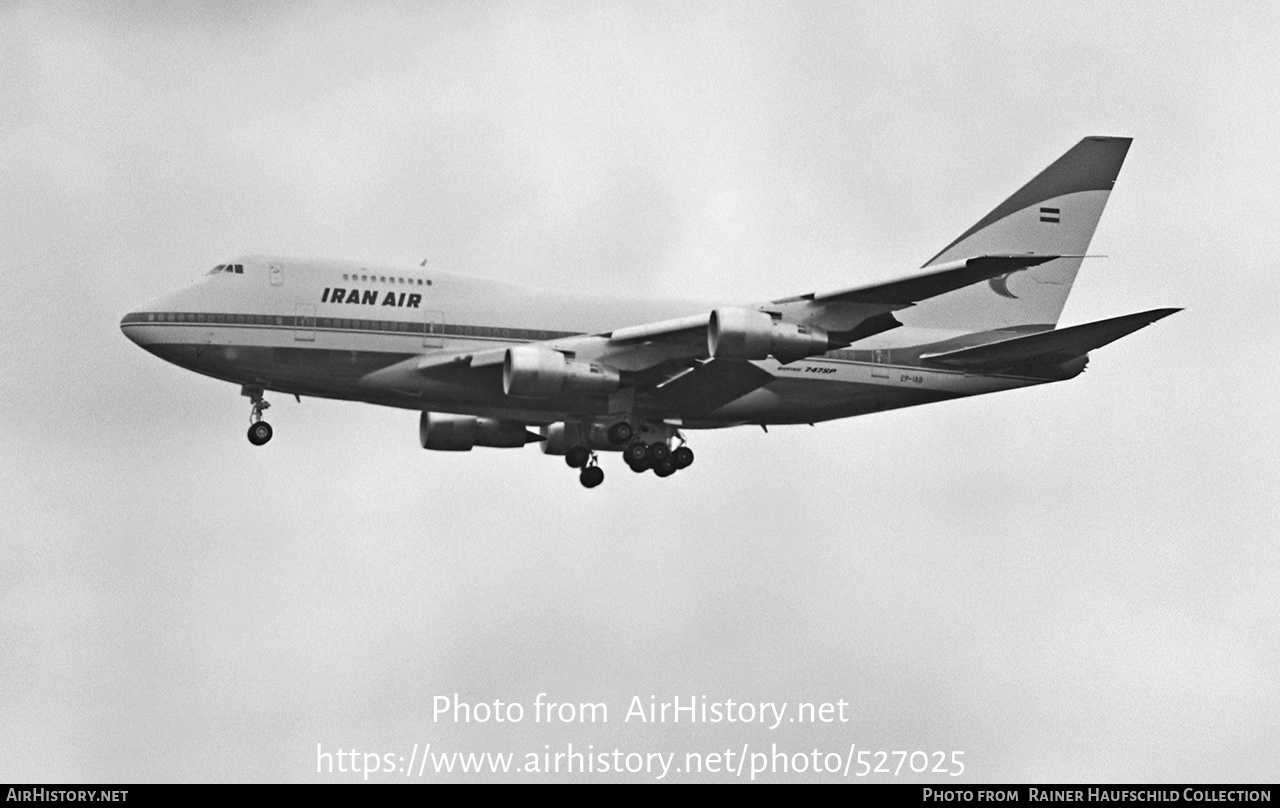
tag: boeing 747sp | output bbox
[121,136,1178,487]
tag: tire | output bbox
[653,457,676,477]
[247,421,273,446]
[647,442,670,463]
[625,442,649,466]
[579,466,605,488]
[607,421,634,445]
[672,446,694,469]
[565,445,590,468]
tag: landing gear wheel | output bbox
[672,446,694,469]
[624,441,649,467]
[565,445,591,469]
[247,421,273,446]
[579,465,605,489]
[653,457,677,477]
[607,421,634,445]
[646,442,670,464]
[244,387,273,445]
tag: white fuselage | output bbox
[121,255,1060,429]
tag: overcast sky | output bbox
[2,1,1277,783]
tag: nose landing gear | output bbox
[244,386,273,446]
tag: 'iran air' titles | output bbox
[321,287,423,308]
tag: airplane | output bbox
[121,135,1178,488]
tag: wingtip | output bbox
[1134,307,1182,325]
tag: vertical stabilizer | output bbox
[901,136,1132,332]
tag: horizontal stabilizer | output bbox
[919,308,1180,371]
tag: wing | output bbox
[360,253,1062,412]
[601,253,1062,353]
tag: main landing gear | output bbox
[624,439,694,477]
[606,421,634,445]
[560,419,694,489]
[244,386,273,446]
[564,444,605,488]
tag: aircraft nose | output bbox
[121,287,183,350]
[120,310,149,347]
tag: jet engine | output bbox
[503,346,621,398]
[419,412,540,451]
[539,422,580,456]
[707,308,832,364]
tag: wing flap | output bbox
[653,359,775,415]
[919,308,1180,371]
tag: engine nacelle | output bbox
[419,412,536,451]
[707,308,832,364]
[503,346,621,398]
[540,422,574,455]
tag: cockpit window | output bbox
[207,264,226,275]
[208,263,245,275]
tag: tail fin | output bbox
[902,136,1132,332]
